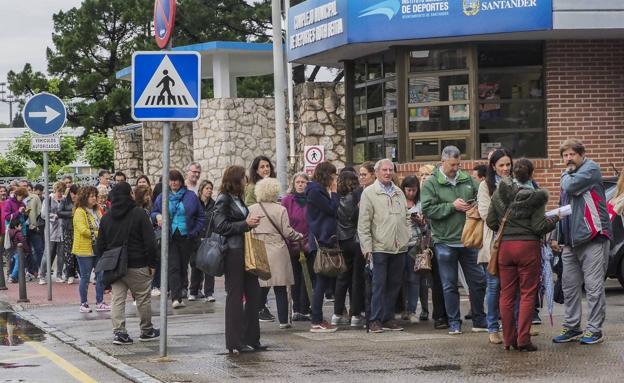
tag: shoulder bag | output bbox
[411,225,433,273]
[95,211,133,285]
[461,204,483,249]
[195,213,228,277]
[244,230,271,280]
[487,207,512,276]
[313,236,347,277]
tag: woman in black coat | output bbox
[57,184,79,283]
[212,166,262,354]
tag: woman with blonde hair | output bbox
[249,178,303,328]
[73,186,109,313]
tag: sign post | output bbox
[133,0,200,359]
[23,92,67,301]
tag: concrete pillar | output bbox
[229,75,238,98]
[213,53,231,98]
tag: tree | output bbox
[8,132,77,168]
[7,0,275,135]
[84,133,114,170]
[0,155,27,178]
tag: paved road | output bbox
[8,279,624,382]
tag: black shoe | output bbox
[139,328,160,342]
[113,332,133,345]
[419,312,429,321]
[532,315,542,325]
[292,312,311,321]
[249,343,268,351]
[434,319,449,330]
[517,343,538,352]
[258,307,275,322]
[464,311,473,320]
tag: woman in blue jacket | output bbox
[152,170,205,308]
[305,161,340,333]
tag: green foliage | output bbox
[0,155,27,178]
[84,133,114,170]
[7,132,77,168]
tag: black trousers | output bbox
[224,247,261,350]
[335,239,365,316]
[273,286,289,324]
[291,250,314,314]
[169,232,194,301]
[431,249,447,322]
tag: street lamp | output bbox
[0,82,22,128]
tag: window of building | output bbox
[348,42,546,163]
[352,51,397,163]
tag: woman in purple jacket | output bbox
[281,172,313,321]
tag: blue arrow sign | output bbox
[23,93,67,135]
[132,51,201,122]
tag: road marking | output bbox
[27,342,98,383]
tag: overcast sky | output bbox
[0,0,83,124]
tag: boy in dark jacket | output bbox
[95,182,159,345]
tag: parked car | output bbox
[604,176,624,287]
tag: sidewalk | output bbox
[3,279,624,382]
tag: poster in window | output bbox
[449,84,469,121]
[385,111,396,134]
[479,82,501,120]
[408,84,430,122]
[481,142,502,159]
[368,118,376,134]
[375,116,383,133]
[354,144,365,163]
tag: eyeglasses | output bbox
[358,173,369,178]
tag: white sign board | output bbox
[304,145,324,167]
[31,136,61,152]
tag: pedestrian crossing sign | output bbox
[131,51,201,121]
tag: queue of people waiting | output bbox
[0,137,620,354]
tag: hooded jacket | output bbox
[305,181,339,249]
[487,180,558,241]
[95,184,158,269]
[421,166,479,244]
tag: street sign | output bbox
[31,136,61,152]
[131,51,201,121]
[154,0,176,49]
[304,145,324,167]
[23,92,67,136]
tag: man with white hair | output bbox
[185,162,202,195]
[421,146,486,335]
[358,159,410,333]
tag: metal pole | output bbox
[285,0,296,165]
[17,244,29,303]
[0,246,7,290]
[159,38,173,358]
[272,0,288,193]
[8,101,13,128]
[44,152,52,300]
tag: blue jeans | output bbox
[434,244,486,329]
[371,252,406,323]
[482,264,500,333]
[406,253,430,314]
[311,253,331,324]
[29,230,44,274]
[76,256,104,305]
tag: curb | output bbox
[13,304,163,383]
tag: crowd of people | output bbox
[0,138,621,354]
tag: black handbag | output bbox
[95,213,133,285]
[195,215,227,277]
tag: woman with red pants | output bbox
[486,159,559,352]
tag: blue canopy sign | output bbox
[288,0,553,61]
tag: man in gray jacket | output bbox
[552,139,612,345]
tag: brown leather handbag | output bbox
[487,208,512,276]
[461,204,483,249]
[313,237,347,277]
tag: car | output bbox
[604,176,624,288]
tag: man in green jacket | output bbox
[421,146,487,335]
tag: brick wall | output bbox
[397,39,624,208]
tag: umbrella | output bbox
[299,251,313,303]
[540,244,555,326]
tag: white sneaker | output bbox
[279,323,292,329]
[67,277,75,284]
[350,315,364,327]
[188,294,197,301]
[331,314,349,326]
[151,288,161,297]
[205,295,216,302]
[38,278,46,285]
[409,313,420,324]
[172,300,185,309]
[55,277,65,283]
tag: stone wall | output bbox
[194,98,276,187]
[294,82,346,171]
[142,121,195,184]
[113,126,143,185]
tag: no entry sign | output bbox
[304,145,324,167]
[154,0,176,49]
